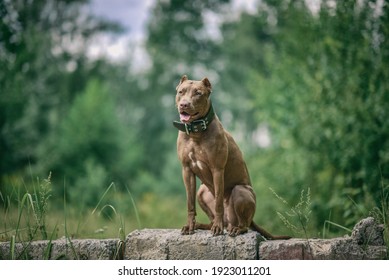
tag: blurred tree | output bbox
[0,0,122,187]
[218,0,389,228]
[40,79,141,206]
[295,0,389,226]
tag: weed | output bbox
[270,187,312,239]
[368,178,389,258]
[32,172,52,239]
[126,186,141,229]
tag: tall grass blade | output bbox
[92,182,115,215]
[99,204,118,220]
[126,186,141,229]
[324,220,352,233]
[43,223,59,260]
[62,178,78,259]
[15,193,35,241]
[10,235,16,260]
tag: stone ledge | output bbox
[0,217,387,260]
[0,238,123,260]
[124,228,263,260]
[259,237,387,260]
[124,217,387,260]
[259,216,387,260]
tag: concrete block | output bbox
[259,237,387,260]
[259,217,387,260]
[125,229,263,260]
[0,238,123,260]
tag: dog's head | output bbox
[175,75,212,123]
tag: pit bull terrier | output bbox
[173,75,291,239]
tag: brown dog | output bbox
[173,75,290,239]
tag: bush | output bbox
[37,79,142,207]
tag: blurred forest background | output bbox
[1,0,388,242]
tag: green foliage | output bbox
[0,0,123,180]
[39,79,141,207]
[295,0,389,203]
[218,0,389,231]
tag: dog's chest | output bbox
[183,145,212,183]
[178,133,220,186]
[188,151,206,171]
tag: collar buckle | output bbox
[198,119,207,131]
[184,123,190,135]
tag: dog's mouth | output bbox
[180,111,199,123]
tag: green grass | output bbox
[1,196,134,243]
[1,174,135,243]
[0,173,200,245]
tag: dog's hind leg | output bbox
[197,184,215,220]
[196,184,220,230]
[227,185,256,237]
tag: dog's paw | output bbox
[181,225,195,235]
[228,226,248,237]
[211,218,224,236]
[211,224,224,236]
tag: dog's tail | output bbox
[194,222,212,230]
[250,222,291,240]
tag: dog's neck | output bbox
[173,103,215,135]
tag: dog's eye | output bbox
[195,91,202,96]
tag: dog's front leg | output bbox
[211,168,225,236]
[181,165,197,235]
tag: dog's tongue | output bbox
[180,113,191,122]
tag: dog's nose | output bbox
[179,101,190,109]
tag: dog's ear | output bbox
[176,75,188,90]
[201,77,212,92]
